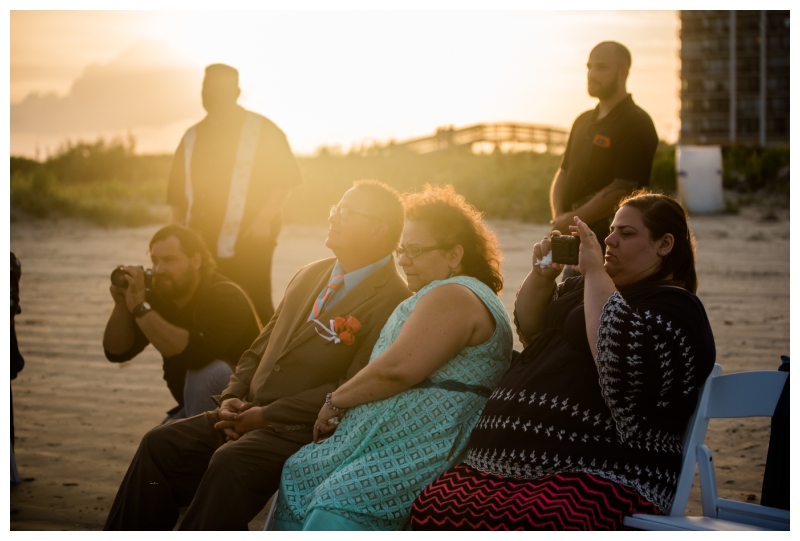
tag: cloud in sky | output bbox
[11,41,203,135]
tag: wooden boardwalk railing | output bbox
[389,122,568,154]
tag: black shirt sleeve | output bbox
[104,322,150,363]
[612,111,659,186]
[163,281,258,372]
[595,288,715,443]
[560,116,581,171]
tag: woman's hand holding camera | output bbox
[569,218,605,278]
[532,232,564,282]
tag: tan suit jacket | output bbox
[220,256,411,435]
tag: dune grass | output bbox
[10,136,785,228]
[10,168,169,226]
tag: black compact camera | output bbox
[110,266,153,291]
[550,235,580,265]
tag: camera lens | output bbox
[110,266,129,288]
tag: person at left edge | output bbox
[167,63,303,323]
[103,225,261,423]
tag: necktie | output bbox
[308,274,344,321]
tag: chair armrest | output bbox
[624,515,775,531]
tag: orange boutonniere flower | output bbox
[312,314,363,346]
[332,315,362,345]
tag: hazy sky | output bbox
[10,10,680,157]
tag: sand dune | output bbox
[10,206,789,530]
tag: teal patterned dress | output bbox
[274,276,513,530]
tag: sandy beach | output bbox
[10,206,789,530]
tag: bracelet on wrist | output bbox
[325,392,346,413]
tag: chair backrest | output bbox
[667,365,788,517]
[704,370,787,419]
[668,363,721,516]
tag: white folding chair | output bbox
[262,490,279,531]
[624,364,789,531]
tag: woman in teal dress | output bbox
[273,185,514,530]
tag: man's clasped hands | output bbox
[213,398,272,441]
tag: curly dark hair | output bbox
[402,184,504,293]
[618,190,698,294]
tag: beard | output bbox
[153,269,194,299]
[588,77,619,100]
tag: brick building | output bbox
[680,11,789,147]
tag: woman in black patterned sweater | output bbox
[410,192,716,531]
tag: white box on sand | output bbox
[676,145,724,213]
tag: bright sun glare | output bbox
[11,11,680,156]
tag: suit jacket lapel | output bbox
[281,258,400,355]
[275,259,336,357]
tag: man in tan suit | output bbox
[104,180,411,530]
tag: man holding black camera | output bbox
[103,225,261,422]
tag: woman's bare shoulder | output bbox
[414,282,492,321]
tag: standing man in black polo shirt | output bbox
[550,41,658,247]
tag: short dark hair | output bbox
[204,63,239,86]
[618,191,697,293]
[593,41,632,68]
[403,184,504,294]
[149,225,217,277]
[353,179,404,249]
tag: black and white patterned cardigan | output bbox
[464,277,716,513]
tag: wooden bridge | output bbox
[387,122,569,154]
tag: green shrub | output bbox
[10,137,172,226]
[10,169,74,218]
[722,145,790,192]
[10,168,169,226]
[286,150,562,224]
[649,143,677,194]
[11,135,786,228]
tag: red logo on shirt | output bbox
[593,134,611,148]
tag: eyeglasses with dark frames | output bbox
[329,205,381,222]
[395,245,443,259]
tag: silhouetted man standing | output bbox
[550,42,658,245]
[167,64,302,323]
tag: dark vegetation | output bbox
[9,137,788,227]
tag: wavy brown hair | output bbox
[402,184,503,294]
[618,190,698,294]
